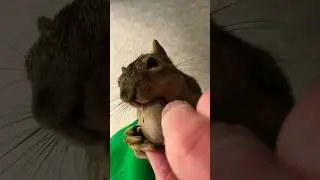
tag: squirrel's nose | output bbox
[120,87,136,102]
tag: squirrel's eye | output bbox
[146,57,159,69]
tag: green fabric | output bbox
[110,119,156,180]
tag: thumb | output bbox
[161,100,210,180]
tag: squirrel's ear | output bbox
[37,16,54,35]
[152,39,167,56]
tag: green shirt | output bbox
[110,119,156,180]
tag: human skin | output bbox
[147,85,320,180]
[146,89,210,180]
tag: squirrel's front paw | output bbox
[124,125,160,159]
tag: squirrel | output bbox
[118,40,202,159]
[25,0,109,179]
[120,22,295,159]
[24,0,294,179]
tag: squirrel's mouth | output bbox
[130,98,167,108]
[125,88,168,108]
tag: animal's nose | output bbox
[120,87,136,102]
[145,57,161,70]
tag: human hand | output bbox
[210,84,320,180]
[147,84,320,180]
[146,89,210,180]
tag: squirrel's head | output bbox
[118,40,202,108]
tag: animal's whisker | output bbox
[121,105,133,121]
[128,105,136,121]
[81,149,86,180]
[110,85,119,89]
[214,0,224,12]
[174,55,207,67]
[58,145,69,180]
[116,102,130,122]
[0,36,27,58]
[111,107,129,119]
[0,67,25,72]
[0,115,33,130]
[115,102,127,115]
[211,0,244,15]
[222,19,288,29]
[176,64,207,75]
[0,127,36,145]
[176,63,203,70]
[110,102,123,113]
[112,103,130,121]
[11,133,53,180]
[112,107,123,123]
[83,151,88,177]
[177,65,203,72]
[122,104,133,122]
[176,59,204,66]
[0,79,27,93]
[110,101,126,115]
[277,59,300,64]
[43,140,60,180]
[51,144,65,180]
[0,130,48,176]
[129,107,136,120]
[0,110,31,119]
[226,25,286,32]
[73,147,81,180]
[30,138,57,180]
[110,102,123,109]
[178,65,203,69]
[110,97,121,104]
[0,128,41,160]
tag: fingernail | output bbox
[162,100,190,118]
